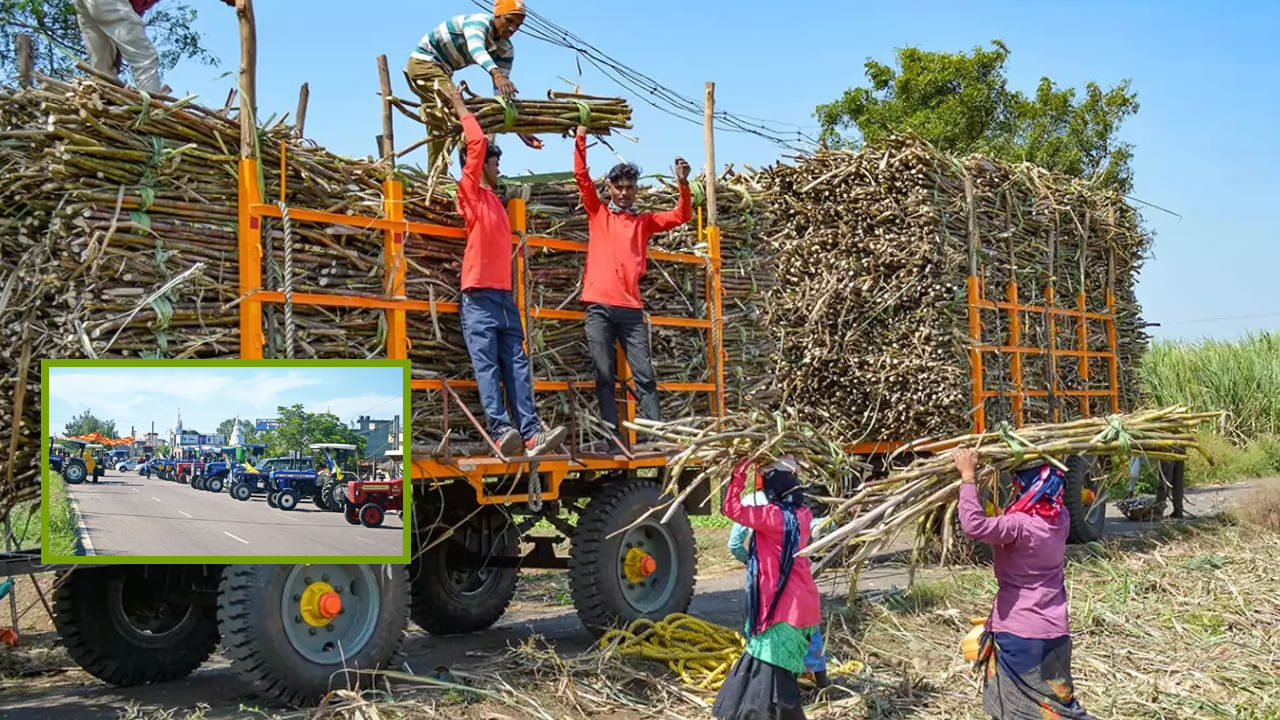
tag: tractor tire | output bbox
[569,480,697,637]
[193,475,206,491]
[359,503,384,528]
[321,480,344,512]
[267,492,279,508]
[332,482,349,512]
[1065,455,1106,544]
[410,507,519,635]
[53,566,221,686]
[208,475,225,494]
[232,483,252,502]
[277,489,299,511]
[62,460,87,485]
[218,564,409,707]
[345,505,361,525]
[178,473,190,486]
[313,489,331,511]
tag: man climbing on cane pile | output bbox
[405,0,542,171]
[573,125,692,453]
[440,84,568,458]
[72,0,234,96]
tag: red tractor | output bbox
[344,477,402,528]
[174,459,207,485]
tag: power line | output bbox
[1157,311,1280,326]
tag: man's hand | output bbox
[575,125,588,139]
[674,156,691,183]
[491,69,517,98]
[439,83,469,118]
[519,132,543,149]
[953,448,979,484]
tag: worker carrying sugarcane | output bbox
[573,125,692,452]
[439,83,568,458]
[72,0,233,96]
[406,0,541,170]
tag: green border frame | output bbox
[40,359,412,565]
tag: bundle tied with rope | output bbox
[406,87,633,138]
[618,406,1224,583]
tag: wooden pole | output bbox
[16,34,33,88]
[704,82,717,226]
[294,82,309,138]
[377,55,395,162]
[236,0,257,160]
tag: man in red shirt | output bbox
[443,85,567,457]
[573,125,692,450]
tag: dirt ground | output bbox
[0,477,1272,720]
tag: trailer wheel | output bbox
[1065,455,1107,543]
[232,483,252,502]
[218,564,409,707]
[410,507,519,635]
[53,566,220,686]
[278,489,299,511]
[359,503,384,528]
[569,480,697,637]
[62,460,86,485]
[345,505,361,525]
[208,475,225,494]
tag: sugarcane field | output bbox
[2,2,1279,720]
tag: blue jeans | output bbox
[460,289,541,440]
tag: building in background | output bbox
[354,415,401,459]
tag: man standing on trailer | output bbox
[72,0,234,95]
[405,0,541,170]
[573,125,692,451]
[440,84,568,458]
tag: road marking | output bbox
[151,496,162,503]
[178,510,192,518]
[223,531,250,545]
[353,536,375,544]
[69,496,96,556]
[132,488,140,494]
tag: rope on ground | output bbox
[598,613,864,692]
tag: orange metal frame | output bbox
[965,272,1121,434]
[237,155,727,505]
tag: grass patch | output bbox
[1141,332,1280,438]
[43,469,79,557]
[5,499,41,548]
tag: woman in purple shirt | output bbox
[953,449,1095,720]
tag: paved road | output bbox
[4,477,1268,720]
[64,468,403,558]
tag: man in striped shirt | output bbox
[406,0,540,169]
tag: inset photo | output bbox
[40,360,410,563]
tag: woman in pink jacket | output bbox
[953,449,1095,720]
[713,455,822,720]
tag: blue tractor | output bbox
[229,455,311,503]
[264,446,332,512]
[198,444,267,493]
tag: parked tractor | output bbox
[310,443,366,512]
[229,456,312,503]
[174,460,207,486]
[200,444,267,493]
[343,449,403,528]
[56,439,104,485]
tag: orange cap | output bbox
[494,0,525,16]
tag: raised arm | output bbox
[722,457,781,533]
[573,127,603,216]
[953,449,1024,545]
[441,84,486,220]
[645,157,692,232]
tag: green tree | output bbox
[815,40,1140,193]
[63,408,116,438]
[0,0,221,84]
[265,404,365,460]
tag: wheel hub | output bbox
[298,581,342,627]
[623,547,657,583]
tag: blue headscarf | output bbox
[744,465,805,637]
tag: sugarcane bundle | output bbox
[622,406,1222,573]
[751,135,1151,442]
[414,90,632,138]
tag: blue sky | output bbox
[156,1,1279,341]
[47,366,403,438]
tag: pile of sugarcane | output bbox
[624,406,1223,573]
[751,138,1152,442]
[406,90,632,138]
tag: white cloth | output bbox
[73,0,163,93]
